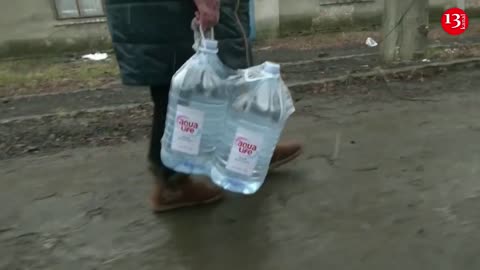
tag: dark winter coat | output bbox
[105,0,253,86]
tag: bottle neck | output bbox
[199,47,218,54]
[263,62,281,75]
[199,39,219,54]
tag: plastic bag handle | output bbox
[192,19,215,40]
[199,25,215,40]
[191,19,216,51]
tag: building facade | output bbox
[0,0,110,58]
[0,0,478,58]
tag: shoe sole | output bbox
[151,193,224,213]
[269,148,303,171]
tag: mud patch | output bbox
[1,67,478,160]
[0,104,152,160]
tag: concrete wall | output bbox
[254,0,281,38]
[0,0,110,58]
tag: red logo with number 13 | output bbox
[442,8,469,35]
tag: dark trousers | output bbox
[148,85,176,180]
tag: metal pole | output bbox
[75,0,83,17]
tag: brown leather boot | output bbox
[269,140,303,171]
[150,173,224,213]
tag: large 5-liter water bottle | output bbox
[210,62,295,194]
[161,38,230,175]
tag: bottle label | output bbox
[171,105,204,155]
[226,128,263,176]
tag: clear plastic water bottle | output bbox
[161,39,230,175]
[210,62,295,194]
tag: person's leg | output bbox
[148,86,223,212]
[148,85,176,180]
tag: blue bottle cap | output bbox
[263,61,281,75]
[202,39,218,51]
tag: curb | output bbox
[287,57,480,91]
[0,103,150,125]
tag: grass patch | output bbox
[0,56,119,98]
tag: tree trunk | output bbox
[382,0,429,63]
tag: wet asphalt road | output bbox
[1,68,480,269]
